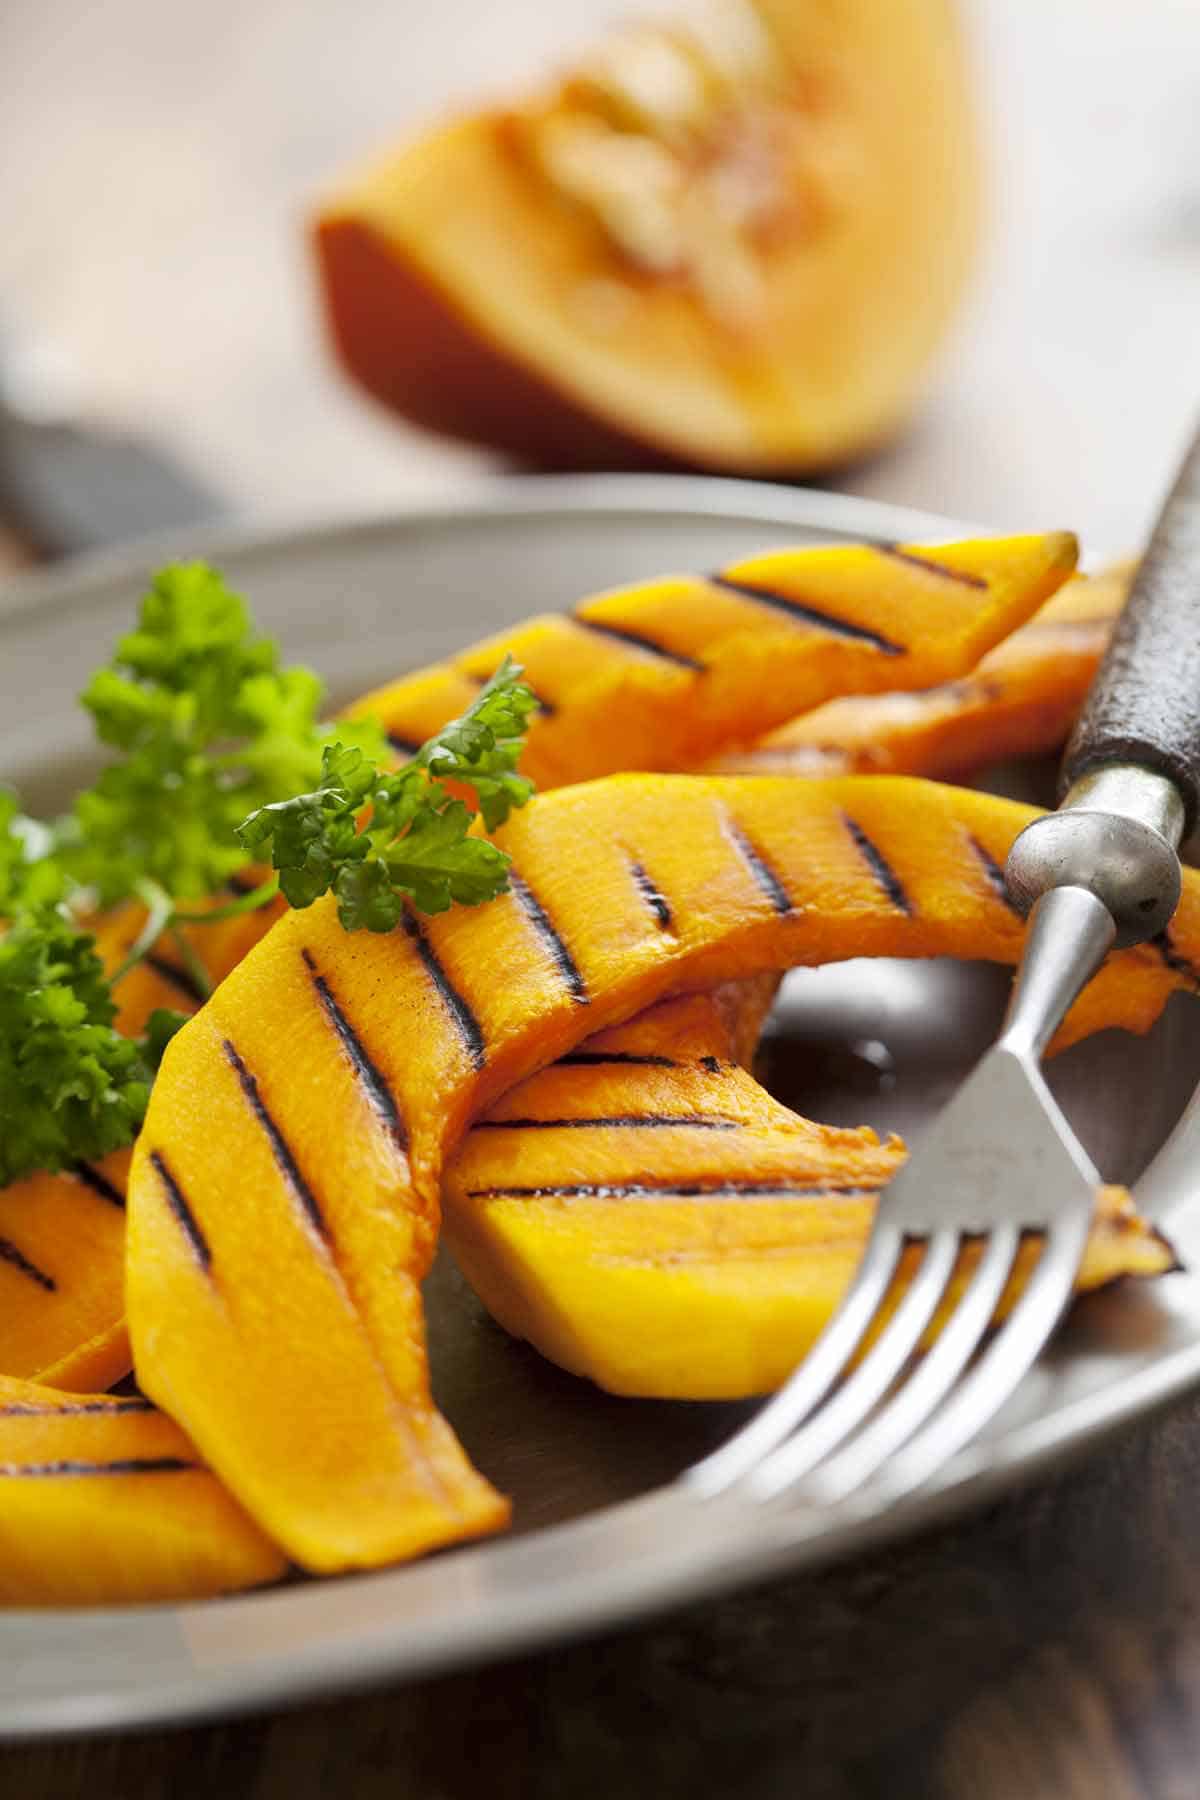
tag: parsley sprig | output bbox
[238,656,538,929]
[0,567,539,1189]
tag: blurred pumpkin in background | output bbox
[314,0,979,474]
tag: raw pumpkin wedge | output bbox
[314,0,978,473]
[127,774,1200,1570]
[708,562,1130,779]
[443,991,1172,1399]
[347,532,1078,786]
[0,1374,286,1606]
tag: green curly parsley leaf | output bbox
[238,656,538,931]
[59,561,386,905]
[0,911,158,1187]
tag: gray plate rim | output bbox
[2,473,1197,1743]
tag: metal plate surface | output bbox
[3,475,1200,1739]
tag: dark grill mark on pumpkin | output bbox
[143,950,207,1006]
[0,1457,197,1479]
[700,1055,723,1074]
[222,1042,326,1241]
[301,950,407,1147]
[709,574,904,657]
[0,1399,154,1418]
[475,1114,740,1132]
[149,1151,212,1273]
[629,859,672,929]
[842,815,912,915]
[458,667,557,717]
[0,1235,55,1293]
[74,1162,126,1209]
[509,871,589,1003]
[571,614,706,672]
[558,1051,679,1069]
[723,817,794,915]
[1152,929,1200,989]
[226,872,259,898]
[387,730,423,758]
[967,835,1023,917]
[877,544,988,589]
[465,1181,878,1200]
[401,915,488,1070]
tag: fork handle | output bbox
[1006,421,1200,946]
[1063,421,1200,825]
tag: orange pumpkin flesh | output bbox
[0,531,1074,1399]
[0,1375,286,1606]
[127,776,1200,1571]
[711,563,1130,779]
[445,991,1172,1399]
[314,0,979,473]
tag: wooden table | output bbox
[3,3,1200,1793]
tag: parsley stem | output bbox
[169,926,212,1002]
[171,877,280,925]
[108,879,175,989]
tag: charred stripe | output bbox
[558,1051,679,1069]
[149,1151,212,1273]
[709,574,904,657]
[301,949,407,1147]
[842,815,913,915]
[465,1181,879,1200]
[475,1114,740,1131]
[629,859,672,929]
[0,1236,56,1293]
[0,1457,197,1479]
[968,835,1023,917]
[509,871,589,1003]
[723,816,794,915]
[570,614,706,672]
[1153,928,1200,988]
[0,1399,154,1418]
[223,1041,326,1240]
[143,951,207,1006]
[74,1162,126,1208]
[402,915,488,1070]
[226,872,260,898]
[387,730,423,758]
[877,544,988,589]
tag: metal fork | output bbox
[691,419,1200,1513]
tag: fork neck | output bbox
[998,885,1117,1064]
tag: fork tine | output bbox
[689,1222,906,1494]
[802,1224,1022,1505]
[747,1228,962,1500]
[872,1208,1093,1502]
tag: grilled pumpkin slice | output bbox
[710,563,1129,779]
[0,530,1073,1393]
[0,1375,286,1605]
[348,532,1077,785]
[127,775,1200,1571]
[444,990,1172,1398]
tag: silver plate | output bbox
[3,474,1200,1740]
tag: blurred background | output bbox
[1,0,1198,558]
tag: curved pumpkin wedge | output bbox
[348,532,1077,787]
[314,0,978,473]
[127,775,1200,1570]
[0,1153,132,1393]
[444,991,1172,1399]
[709,563,1131,779]
[0,1375,286,1606]
[10,530,1072,1394]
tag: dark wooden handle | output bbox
[1063,421,1200,829]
